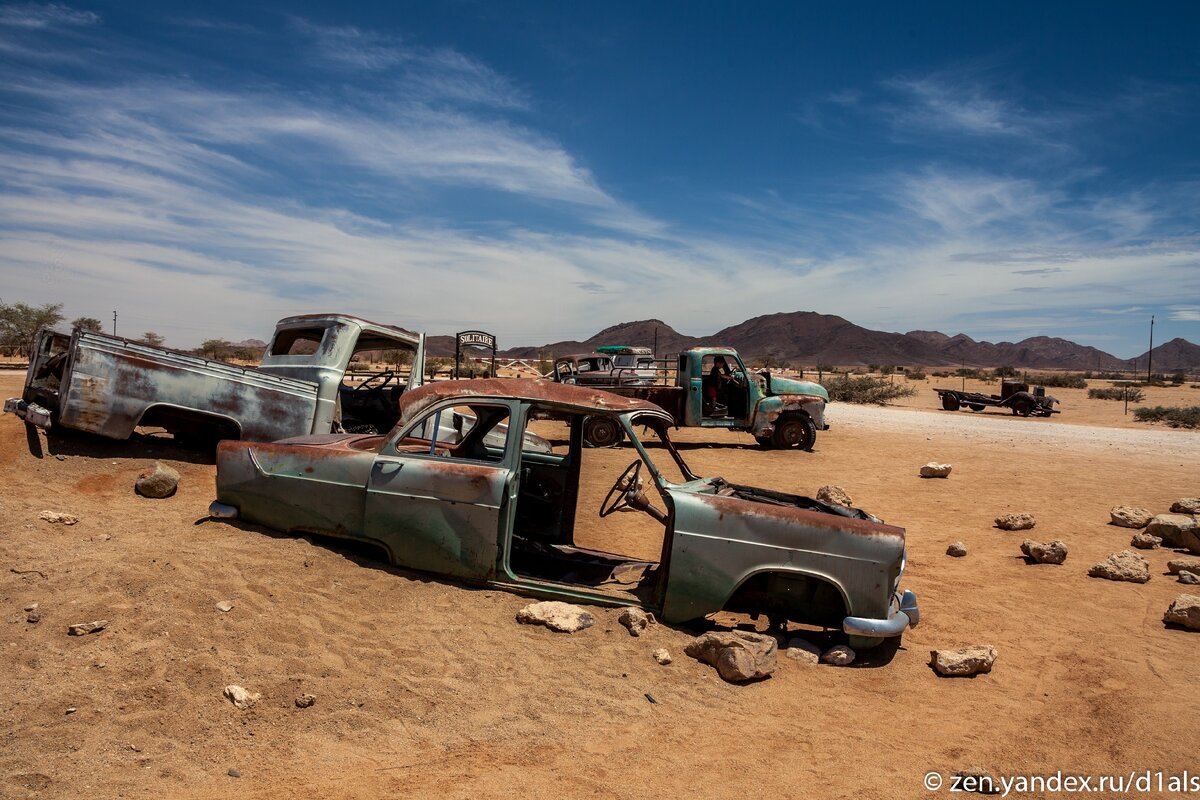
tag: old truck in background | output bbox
[934,379,1060,417]
[553,346,829,450]
[5,314,426,444]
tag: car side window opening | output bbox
[389,403,510,464]
[270,327,326,356]
[509,405,670,603]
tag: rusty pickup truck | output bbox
[209,379,917,649]
[5,314,426,444]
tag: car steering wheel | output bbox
[730,370,747,387]
[353,370,395,396]
[600,460,642,517]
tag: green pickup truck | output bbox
[554,346,829,450]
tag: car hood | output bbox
[766,375,829,401]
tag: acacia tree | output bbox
[198,338,232,359]
[72,316,104,332]
[141,332,165,347]
[0,300,65,356]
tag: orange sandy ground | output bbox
[1,370,1198,799]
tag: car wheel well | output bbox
[722,571,848,630]
[138,405,241,445]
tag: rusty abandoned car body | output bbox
[209,379,918,648]
[5,314,426,443]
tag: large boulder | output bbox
[1020,539,1067,565]
[815,485,853,508]
[930,645,997,677]
[920,462,953,479]
[995,513,1036,531]
[1146,514,1198,550]
[1109,506,1153,529]
[1088,550,1151,584]
[135,462,180,499]
[1170,498,1200,515]
[1167,557,1200,575]
[515,601,595,633]
[684,631,777,682]
[1163,595,1200,631]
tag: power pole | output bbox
[1147,315,1154,383]
[112,310,117,336]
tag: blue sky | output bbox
[1,1,1197,355]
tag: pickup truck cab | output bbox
[209,379,917,649]
[6,314,425,444]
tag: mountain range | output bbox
[427,311,1199,372]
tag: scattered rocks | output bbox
[995,513,1035,531]
[1146,514,1199,550]
[684,631,777,682]
[38,511,78,525]
[515,601,595,633]
[1179,572,1200,585]
[783,638,822,664]
[1162,594,1200,631]
[820,645,856,666]
[26,613,41,624]
[617,607,654,637]
[1109,506,1153,529]
[223,685,260,710]
[294,694,316,708]
[946,542,968,557]
[1088,550,1151,584]
[67,620,108,636]
[227,768,241,779]
[920,462,952,478]
[1170,498,1200,515]
[930,645,998,677]
[652,648,672,665]
[214,600,233,613]
[1130,532,1162,550]
[1167,557,1200,575]
[65,707,76,715]
[815,485,853,507]
[24,603,38,612]
[135,462,180,499]
[1020,539,1068,565]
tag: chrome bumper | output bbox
[842,589,919,637]
[208,501,239,519]
[4,397,52,429]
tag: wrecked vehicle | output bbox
[209,379,917,648]
[934,380,1060,417]
[554,346,829,450]
[5,314,425,444]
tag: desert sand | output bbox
[1,370,1198,800]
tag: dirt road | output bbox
[1,371,1197,799]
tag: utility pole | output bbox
[1147,315,1154,383]
[112,310,117,336]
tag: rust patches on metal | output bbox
[691,492,905,540]
[398,378,668,422]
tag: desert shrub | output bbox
[1032,373,1088,389]
[1170,372,1185,385]
[994,365,1018,378]
[930,370,949,378]
[1133,406,1200,428]
[906,371,927,380]
[1088,387,1144,402]
[822,375,917,405]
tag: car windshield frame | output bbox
[622,411,700,486]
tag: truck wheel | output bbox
[770,413,816,451]
[968,404,984,412]
[755,435,772,448]
[582,416,624,448]
[941,394,960,411]
[1012,398,1033,417]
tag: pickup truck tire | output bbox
[1011,396,1033,417]
[941,393,960,411]
[582,415,624,448]
[770,413,816,451]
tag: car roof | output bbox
[399,378,669,421]
[274,314,420,348]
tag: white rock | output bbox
[995,513,1035,531]
[930,645,997,677]
[1110,506,1154,528]
[784,638,822,664]
[652,648,672,665]
[617,607,654,637]
[39,511,78,525]
[1020,539,1068,565]
[1147,514,1199,550]
[1163,594,1200,631]
[946,542,968,557]
[223,685,260,709]
[515,601,595,633]
[820,645,856,666]
[215,600,233,613]
[920,462,952,478]
[1088,550,1151,584]
[1170,498,1200,515]
[67,620,108,636]
[815,485,853,507]
[684,631,777,682]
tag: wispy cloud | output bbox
[1170,306,1200,322]
[0,3,98,28]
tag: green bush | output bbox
[1133,406,1200,428]
[1032,373,1088,389]
[822,375,918,405]
[906,371,927,380]
[1088,387,1144,402]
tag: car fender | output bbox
[750,395,827,437]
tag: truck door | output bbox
[682,353,702,426]
[363,400,513,581]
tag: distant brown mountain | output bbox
[474,311,1199,372]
